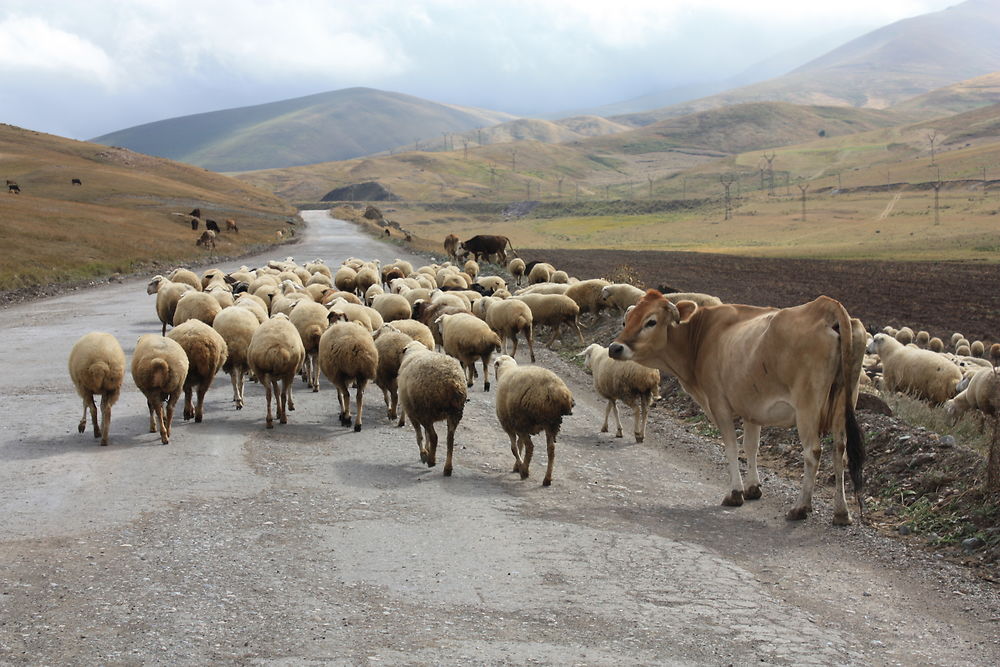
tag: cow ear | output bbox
[675,300,698,323]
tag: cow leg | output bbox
[717,418,745,506]
[742,422,763,499]
[830,415,852,526]
[788,414,822,521]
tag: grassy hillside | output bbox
[0,124,296,291]
[92,88,518,172]
[612,0,1000,127]
[891,71,1000,118]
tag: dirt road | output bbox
[1,211,997,664]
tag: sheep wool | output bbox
[68,332,126,446]
[582,343,660,443]
[166,319,229,423]
[132,334,189,444]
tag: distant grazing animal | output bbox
[444,234,460,261]
[384,228,391,237]
[225,218,239,232]
[71,178,82,185]
[206,219,220,233]
[4,180,15,186]
[196,230,216,250]
[190,218,199,230]
[610,291,866,526]
[460,235,517,264]
[189,208,201,218]
[8,183,20,194]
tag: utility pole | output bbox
[926,130,939,165]
[932,178,943,224]
[511,149,517,173]
[798,181,809,222]
[762,152,776,196]
[720,173,736,221]
[557,176,565,199]
[647,173,654,198]
[463,140,469,160]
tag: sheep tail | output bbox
[148,358,170,389]
[85,361,113,391]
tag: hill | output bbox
[0,124,296,291]
[611,0,1000,126]
[92,88,519,172]
[891,71,1000,117]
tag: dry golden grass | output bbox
[0,124,296,289]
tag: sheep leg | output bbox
[507,432,522,473]
[381,387,392,418]
[99,391,114,446]
[230,370,240,404]
[573,316,584,345]
[520,434,534,480]
[146,398,157,433]
[153,400,169,444]
[164,393,179,443]
[542,428,556,486]
[310,353,320,392]
[353,380,365,432]
[444,415,458,477]
[635,395,651,443]
[525,326,536,363]
[277,379,289,425]
[337,382,352,426]
[481,355,491,392]
[425,424,438,467]
[263,376,275,429]
[194,382,208,423]
[547,323,560,349]
[79,395,94,434]
[610,400,623,438]
[388,387,399,421]
[182,385,194,421]
[286,377,296,412]
[463,362,474,388]
[413,416,427,463]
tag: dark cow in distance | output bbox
[8,183,20,194]
[71,178,82,185]
[205,219,220,233]
[460,235,518,264]
[190,218,199,230]
[189,208,201,218]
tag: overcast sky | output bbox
[0,0,960,140]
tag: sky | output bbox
[0,0,962,140]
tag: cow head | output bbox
[609,290,697,369]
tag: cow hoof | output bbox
[542,478,552,487]
[600,426,608,433]
[427,459,436,468]
[484,382,490,392]
[266,422,273,430]
[78,422,86,433]
[634,435,644,443]
[832,512,853,526]
[520,470,530,480]
[195,415,202,424]
[353,423,361,432]
[444,467,452,477]
[721,490,744,507]
[235,404,243,410]
[786,506,809,521]
[312,387,318,393]
[744,485,762,500]
[419,451,428,463]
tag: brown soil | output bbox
[525,248,1000,343]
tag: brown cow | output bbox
[610,292,866,525]
[195,229,216,250]
[225,218,239,233]
[443,234,459,261]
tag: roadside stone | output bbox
[962,537,985,553]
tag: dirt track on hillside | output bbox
[524,248,1000,343]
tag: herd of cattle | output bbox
[66,237,1000,526]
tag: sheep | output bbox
[600,283,645,313]
[550,270,570,284]
[168,268,202,291]
[484,298,536,362]
[321,290,362,306]
[247,313,306,429]
[956,344,972,357]
[289,300,330,392]
[580,343,660,443]
[868,333,962,404]
[370,293,412,322]
[493,355,574,486]
[147,275,195,335]
[512,293,583,348]
[564,278,611,319]
[364,283,385,305]
[527,262,555,284]
[318,315,379,431]
[248,274,280,295]
[971,340,986,358]
[472,295,500,320]
[397,341,468,475]
[132,334,189,444]
[385,319,436,351]
[205,285,235,309]
[664,292,722,308]
[327,299,383,331]
[398,287,432,307]
[334,266,358,293]
[201,268,227,290]
[944,368,1000,425]
[68,332,126,446]
[915,330,930,348]
[955,337,971,352]
[951,333,965,348]
[173,290,222,327]
[269,291,310,317]
[306,260,332,279]
[463,259,479,280]
[306,273,333,288]
[212,306,259,409]
[431,290,472,310]
[928,337,945,353]
[507,257,526,286]
[166,319,228,423]
[412,300,470,348]
[515,282,570,296]
[437,312,502,391]
[895,327,914,345]
[304,283,329,303]
[372,325,413,423]
[476,275,506,293]
[354,263,381,296]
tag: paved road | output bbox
[1,211,997,664]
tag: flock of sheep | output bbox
[68,248,1000,491]
[67,253,681,485]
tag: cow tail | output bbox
[506,238,519,258]
[835,301,865,513]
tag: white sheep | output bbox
[168,268,202,291]
[373,325,414,424]
[512,293,583,348]
[318,315,379,431]
[354,263,381,296]
[437,312,502,391]
[564,278,611,318]
[147,275,195,335]
[463,259,479,279]
[527,262,555,284]
[600,283,645,313]
[289,300,330,392]
[247,313,306,429]
[493,355,574,486]
[370,293,412,322]
[212,306,259,409]
[484,297,536,362]
[166,319,229,423]
[944,368,1000,424]
[514,282,570,295]
[173,290,222,327]
[550,270,570,284]
[397,341,468,474]
[507,257,526,286]
[132,334,189,444]
[868,333,962,404]
[895,327,914,345]
[580,343,660,443]
[476,275,506,293]
[68,332,126,446]
[664,292,722,308]
[386,319,436,352]
[334,265,358,293]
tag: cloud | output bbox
[0,15,117,84]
